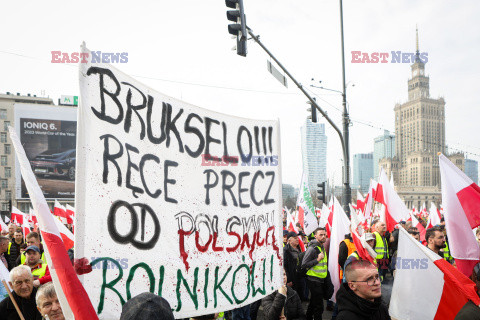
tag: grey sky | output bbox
[1,0,479,187]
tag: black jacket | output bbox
[261,287,306,320]
[455,301,480,320]
[7,240,23,269]
[283,244,300,283]
[336,283,391,320]
[301,240,325,283]
[0,287,42,320]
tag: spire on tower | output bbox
[416,24,419,54]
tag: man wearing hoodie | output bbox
[301,227,329,320]
[336,259,390,320]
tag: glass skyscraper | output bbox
[301,119,327,192]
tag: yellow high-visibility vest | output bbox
[306,246,328,279]
[374,231,389,260]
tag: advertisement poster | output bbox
[15,104,77,199]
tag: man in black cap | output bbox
[120,292,175,320]
[283,231,305,298]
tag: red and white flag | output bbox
[0,216,7,232]
[363,180,374,222]
[11,206,26,225]
[349,204,376,264]
[65,204,75,225]
[389,227,480,319]
[54,200,68,224]
[296,172,319,235]
[319,203,329,228]
[286,212,305,252]
[356,191,366,212]
[427,202,441,229]
[410,212,426,243]
[378,170,410,232]
[9,127,98,320]
[439,153,480,277]
[328,196,351,302]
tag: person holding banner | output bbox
[261,270,306,320]
[0,265,42,319]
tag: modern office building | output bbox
[373,130,395,179]
[465,158,478,184]
[353,153,373,194]
[301,119,327,192]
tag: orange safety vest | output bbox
[339,239,356,280]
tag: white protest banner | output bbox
[77,44,283,319]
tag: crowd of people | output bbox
[279,214,480,320]
[1,212,480,320]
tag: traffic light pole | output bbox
[247,27,351,216]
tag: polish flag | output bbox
[0,216,7,232]
[378,170,410,232]
[66,205,75,225]
[54,200,68,224]
[21,219,31,237]
[11,207,26,225]
[439,153,480,277]
[363,180,374,222]
[370,179,378,201]
[410,212,426,243]
[9,127,98,320]
[30,208,39,232]
[356,191,366,212]
[319,204,330,228]
[427,203,441,229]
[349,204,376,264]
[328,196,351,302]
[286,212,305,252]
[53,216,75,250]
[296,172,319,235]
[389,227,480,319]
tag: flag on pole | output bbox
[0,216,7,233]
[286,212,305,252]
[9,127,98,320]
[65,205,75,225]
[349,204,376,264]
[11,207,26,225]
[410,212,426,243]
[356,191,365,212]
[296,172,319,235]
[389,227,480,319]
[378,170,410,232]
[328,196,351,302]
[439,153,480,277]
[427,202,441,229]
[54,200,68,224]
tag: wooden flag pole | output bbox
[2,279,26,320]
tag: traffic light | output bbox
[307,98,317,123]
[317,181,326,203]
[226,0,247,57]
